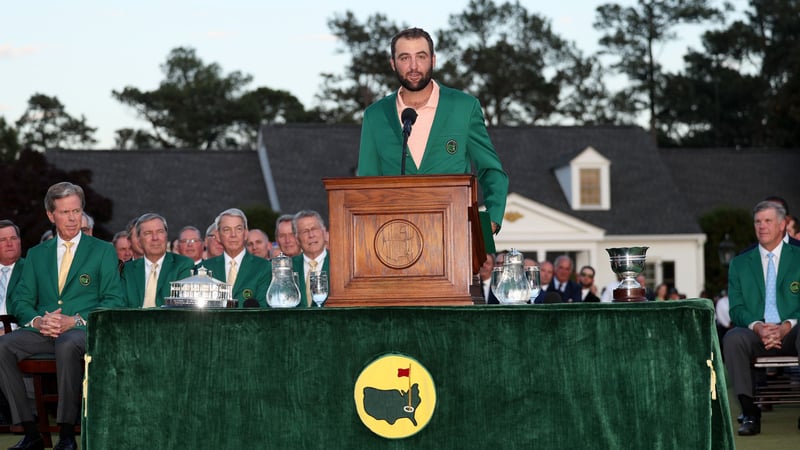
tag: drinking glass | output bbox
[525,266,541,303]
[310,271,329,307]
[490,267,504,297]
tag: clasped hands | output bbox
[756,322,789,350]
[35,308,76,338]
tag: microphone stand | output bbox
[401,131,409,175]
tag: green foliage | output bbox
[0,117,21,162]
[315,12,404,124]
[439,0,574,125]
[319,0,618,126]
[593,0,726,140]
[665,0,800,147]
[698,206,752,296]
[112,47,319,149]
[15,93,98,152]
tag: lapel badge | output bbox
[445,139,457,155]
[243,289,253,299]
[791,281,800,294]
[79,274,91,286]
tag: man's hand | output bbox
[755,323,784,350]
[39,308,76,338]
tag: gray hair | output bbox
[135,213,168,237]
[554,255,574,270]
[81,212,95,230]
[126,215,142,234]
[179,225,201,237]
[39,229,54,243]
[275,214,293,227]
[292,210,326,235]
[754,200,787,221]
[205,222,217,238]
[44,182,85,213]
[214,208,248,230]
[112,230,129,245]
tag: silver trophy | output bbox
[606,247,649,302]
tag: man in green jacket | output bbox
[724,200,800,436]
[0,182,125,450]
[357,27,508,233]
[291,210,330,308]
[201,208,270,307]
[121,213,194,308]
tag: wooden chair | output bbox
[753,355,800,406]
[0,315,81,448]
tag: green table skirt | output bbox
[82,299,733,449]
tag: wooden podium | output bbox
[322,175,487,306]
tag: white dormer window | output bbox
[579,168,601,206]
[554,146,611,210]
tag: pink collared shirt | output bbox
[396,80,440,169]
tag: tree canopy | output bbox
[14,94,97,153]
[1,0,797,149]
[112,47,319,149]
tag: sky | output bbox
[1,0,745,148]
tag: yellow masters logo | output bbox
[354,354,436,439]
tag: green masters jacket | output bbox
[291,252,330,308]
[10,233,125,331]
[3,258,24,314]
[121,253,195,308]
[728,242,800,327]
[357,82,509,228]
[201,252,271,307]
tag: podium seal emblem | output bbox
[374,220,423,269]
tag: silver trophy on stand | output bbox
[606,247,649,302]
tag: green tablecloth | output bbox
[83,299,733,449]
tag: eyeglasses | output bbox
[179,239,200,245]
[580,272,594,278]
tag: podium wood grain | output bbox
[323,175,484,306]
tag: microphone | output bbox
[400,108,417,175]
[543,292,563,304]
[401,108,417,138]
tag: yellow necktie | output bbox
[58,242,74,294]
[143,262,159,308]
[306,260,318,306]
[227,260,238,288]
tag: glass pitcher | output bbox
[495,248,531,304]
[266,253,301,308]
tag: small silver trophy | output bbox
[606,247,649,302]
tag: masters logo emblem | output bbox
[791,281,800,294]
[79,274,91,286]
[445,139,457,155]
[243,289,253,299]
[354,354,436,439]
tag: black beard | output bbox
[396,69,433,92]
